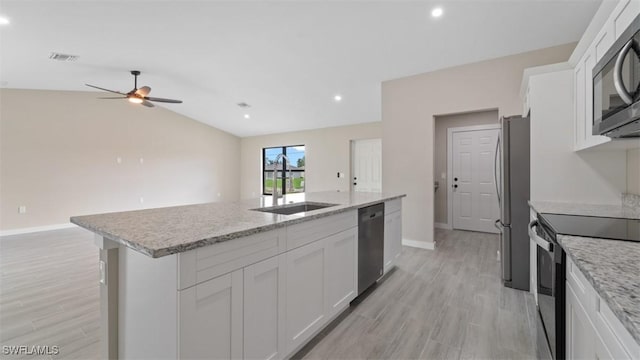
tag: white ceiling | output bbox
[0,0,601,137]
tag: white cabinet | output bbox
[243,255,286,360]
[572,0,639,151]
[566,284,597,359]
[179,269,243,360]
[285,238,328,354]
[383,200,402,274]
[566,257,640,359]
[325,228,358,319]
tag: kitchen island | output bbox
[71,191,405,360]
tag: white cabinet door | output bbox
[244,255,286,360]
[384,209,402,274]
[566,284,596,360]
[285,239,327,354]
[325,228,357,319]
[383,212,394,273]
[179,269,243,360]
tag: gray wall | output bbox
[0,89,241,231]
[382,43,576,247]
[434,109,499,225]
[240,122,381,198]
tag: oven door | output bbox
[529,220,557,359]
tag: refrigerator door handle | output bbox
[494,136,501,206]
[494,219,503,231]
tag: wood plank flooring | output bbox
[0,227,537,360]
[295,229,537,360]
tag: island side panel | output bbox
[118,245,179,359]
[96,235,119,360]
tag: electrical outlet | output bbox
[139,197,144,204]
[217,193,221,198]
[18,205,26,214]
[116,157,122,164]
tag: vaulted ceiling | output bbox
[0,1,601,136]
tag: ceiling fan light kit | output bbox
[85,70,183,108]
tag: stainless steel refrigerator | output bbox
[494,115,530,291]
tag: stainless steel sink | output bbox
[252,202,338,215]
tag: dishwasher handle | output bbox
[362,210,384,221]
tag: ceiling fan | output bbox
[85,70,182,107]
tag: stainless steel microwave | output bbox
[593,14,640,138]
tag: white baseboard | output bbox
[402,238,435,250]
[0,223,77,237]
[434,222,452,230]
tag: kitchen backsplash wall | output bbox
[0,89,241,231]
[627,148,640,196]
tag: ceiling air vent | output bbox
[237,102,251,108]
[49,52,79,61]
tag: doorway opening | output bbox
[434,109,500,233]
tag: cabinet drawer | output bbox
[384,199,401,215]
[286,210,356,250]
[178,228,285,289]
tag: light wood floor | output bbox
[0,228,536,360]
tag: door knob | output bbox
[453,184,458,189]
[353,183,357,186]
[354,177,357,180]
[454,177,458,181]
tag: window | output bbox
[263,145,305,195]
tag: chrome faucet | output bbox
[272,154,293,206]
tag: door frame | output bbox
[350,138,382,192]
[446,124,501,231]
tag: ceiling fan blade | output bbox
[145,96,183,104]
[98,96,128,99]
[136,86,151,97]
[85,84,126,95]
[141,100,155,108]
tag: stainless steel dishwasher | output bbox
[357,203,384,295]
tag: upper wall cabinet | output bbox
[573,0,640,151]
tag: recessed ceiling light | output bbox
[244,114,250,119]
[0,16,10,25]
[431,7,443,18]
[334,94,342,102]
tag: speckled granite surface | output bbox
[529,200,640,219]
[71,191,405,258]
[559,235,640,345]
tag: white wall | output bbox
[382,43,576,247]
[0,89,241,231]
[240,123,381,198]
[529,70,626,204]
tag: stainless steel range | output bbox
[530,213,640,359]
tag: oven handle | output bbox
[528,220,553,253]
[614,39,640,105]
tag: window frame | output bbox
[262,145,305,196]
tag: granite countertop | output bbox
[559,235,640,346]
[71,191,405,258]
[529,200,640,220]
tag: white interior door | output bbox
[451,128,499,233]
[351,138,382,192]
